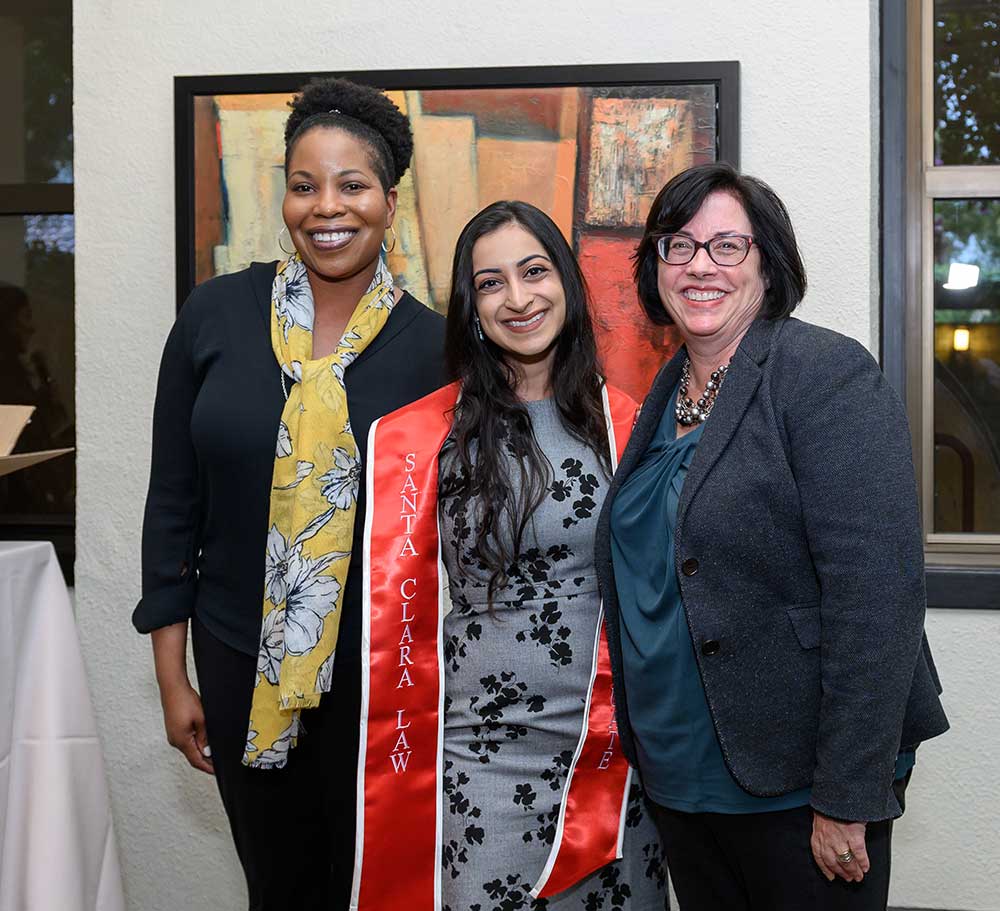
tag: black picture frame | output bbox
[173,61,740,312]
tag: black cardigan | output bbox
[134,261,446,657]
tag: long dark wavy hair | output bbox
[440,200,609,602]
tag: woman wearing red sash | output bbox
[354,202,667,911]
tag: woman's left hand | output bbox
[811,811,869,883]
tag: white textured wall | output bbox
[893,611,1000,910]
[73,1,998,909]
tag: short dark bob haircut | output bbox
[634,162,807,325]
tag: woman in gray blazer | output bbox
[595,162,948,910]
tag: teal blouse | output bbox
[610,390,914,814]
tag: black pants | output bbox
[192,614,361,911]
[648,780,906,911]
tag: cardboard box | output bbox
[0,405,74,479]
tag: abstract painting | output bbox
[176,64,738,400]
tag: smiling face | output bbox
[281,126,396,284]
[656,190,766,351]
[471,222,567,376]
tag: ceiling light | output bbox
[943,262,980,290]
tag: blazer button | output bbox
[701,639,720,656]
[681,558,699,577]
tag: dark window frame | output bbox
[0,161,75,586]
[880,0,1000,610]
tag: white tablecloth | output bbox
[0,542,125,911]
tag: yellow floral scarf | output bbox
[244,253,395,768]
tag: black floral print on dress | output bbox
[438,398,666,910]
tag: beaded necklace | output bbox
[675,358,730,426]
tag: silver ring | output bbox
[836,849,855,865]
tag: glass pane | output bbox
[933,1,1000,165]
[0,215,75,523]
[0,4,73,184]
[933,198,1000,533]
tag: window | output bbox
[883,0,1000,608]
[924,2,1000,549]
[0,2,75,582]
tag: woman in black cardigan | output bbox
[595,162,948,910]
[134,78,444,909]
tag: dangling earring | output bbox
[473,312,485,342]
[381,225,398,255]
[277,224,295,256]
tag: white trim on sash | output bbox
[616,766,634,856]
[602,382,622,473]
[433,529,446,910]
[350,416,383,911]
[529,607,607,898]
[605,380,631,856]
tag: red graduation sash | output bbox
[352,381,637,911]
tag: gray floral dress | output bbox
[438,398,667,911]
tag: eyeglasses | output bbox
[655,233,754,266]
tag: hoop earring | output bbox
[473,311,485,342]
[277,225,295,256]
[381,225,398,255]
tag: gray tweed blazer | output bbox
[595,316,949,823]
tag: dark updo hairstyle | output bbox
[440,200,609,604]
[634,162,807,324]
[284,77,414,192]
